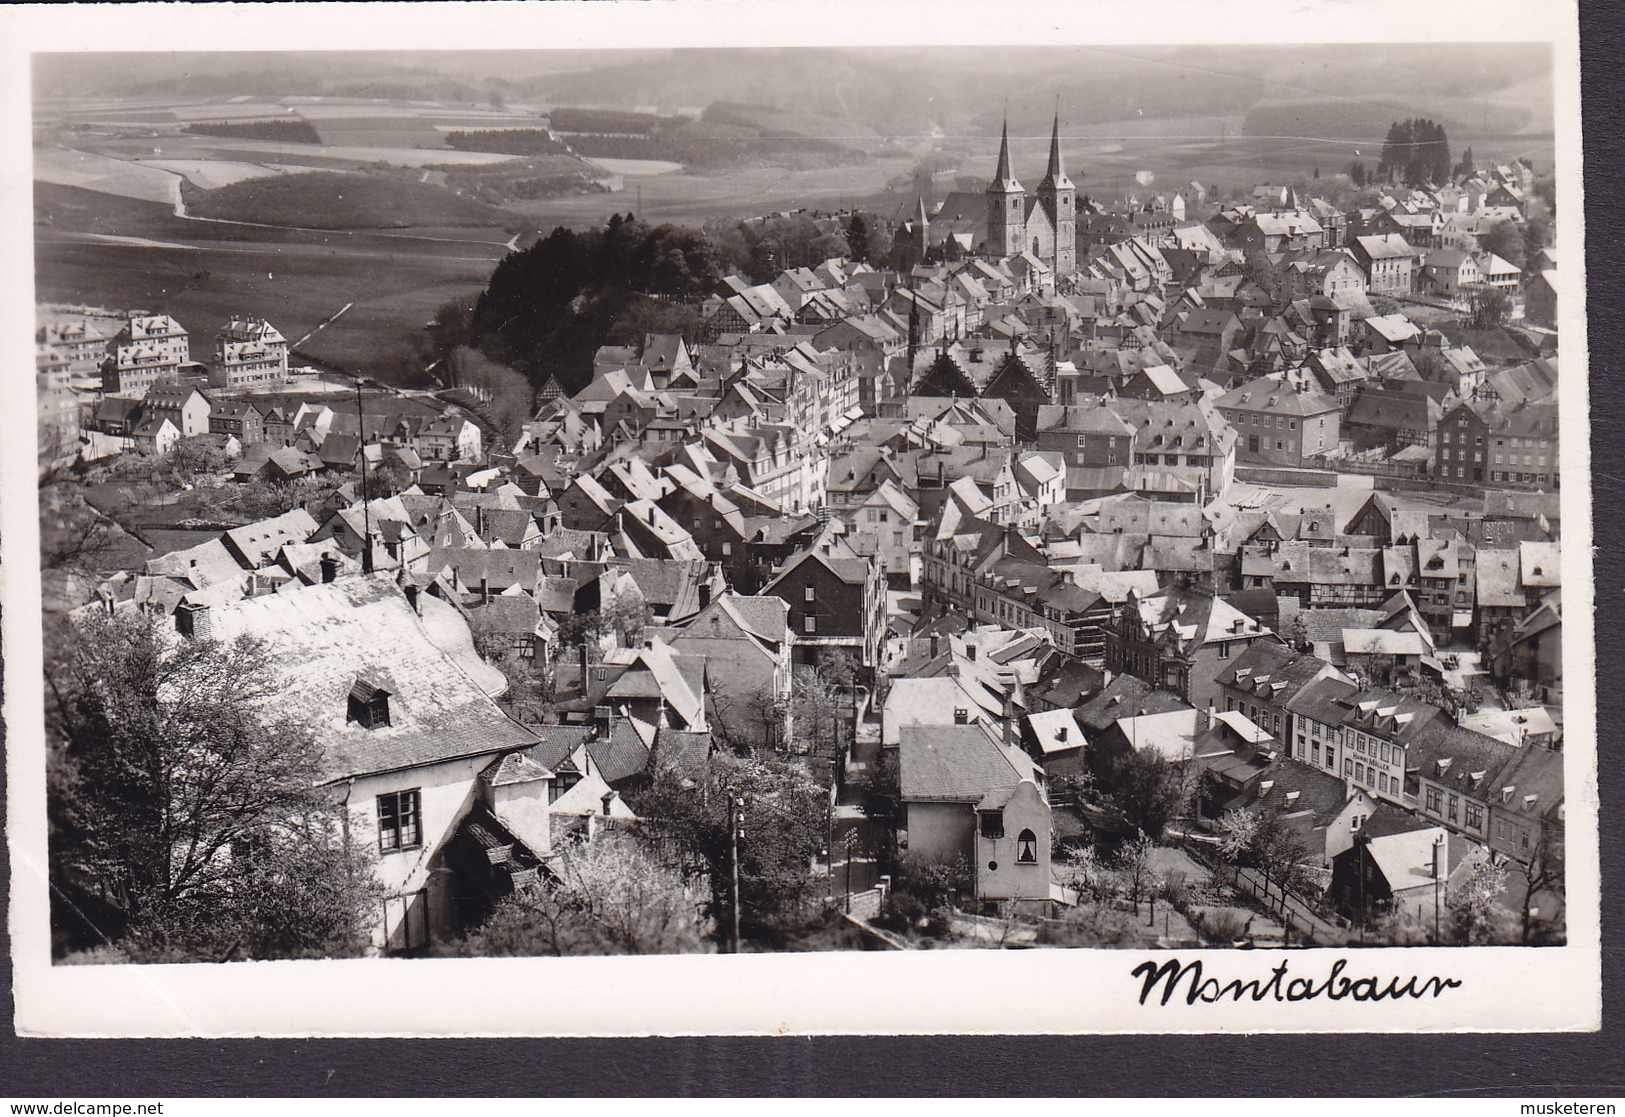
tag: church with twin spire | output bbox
[915,110,1076,275]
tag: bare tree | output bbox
[463,834,712,956]
[1510,828,1565,945]
[1116,831,1162,916]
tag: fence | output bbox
[1179,838,1348,946]
[847,884,885,921]
[1232,866,1349,946]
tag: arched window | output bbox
[1033,237,1041,256]
[1016,829,1038,864]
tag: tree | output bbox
[1350,161,1368,188]
[857,751,903,875]
[708,684,789,754]
[1482,220,1527,271]
[1468,286,1512,331]
[1445,854,1514,945]
[38,485,120,577]
[447,346,535,451]
[1455,146,1476,177]
[1100,747,1187,839]
[789,654,857,759]
[1057,845,1121,903]
[1116,830,1162,916]
[1510,827,1565,945]
[631,752,826,947]
[1249,807,1312,895]
[1216,808,1259,862]
[845,212,872,263]
[1521,213,1553,268]
[1378,118,1451,187]
[460,835,711,956]
[47,611,380,959]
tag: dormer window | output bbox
[349,679,392,729]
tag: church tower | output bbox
[1036,108,1076,275]
[985,117,1025,258]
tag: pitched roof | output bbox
[898,722,1040,802]
[207,576,537,782]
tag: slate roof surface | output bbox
[208,575,538,783]
[898,723,1040,802]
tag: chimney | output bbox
[953,707,970,725]
[177,601,211,640]
[965,643,976,662]
[929,633,940,658]
[480,576,490,604]
[320,554,338,584]
[698,581,712,609]
[1196,705,1212,736]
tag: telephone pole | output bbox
[356,375,373,574]
[730,792,745,953]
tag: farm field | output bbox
[141,158,287,189]
[585,157,685,176]
[33,148,179,204]
[504,154,921,225]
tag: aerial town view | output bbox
[31,44,1568,963]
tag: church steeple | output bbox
[1039,107,1072,193]
[912,195,931,256]
[991,116,1023,193]
[1036,102,1076,276]
[986,112,1026,257]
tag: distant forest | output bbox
[184,119,322,144]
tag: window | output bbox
[1312,741,1321,764]
[377,789,421,853]
[1016,829,1038,864]
[1344,759,1353,777]
[803,583,816,602]
[1447,795,1459,823]
[980,811,1005,840]
[803,615,817,634]
[1425,787,1442,813]
[1465,802,1484,830]
[1219,641,1231,659]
